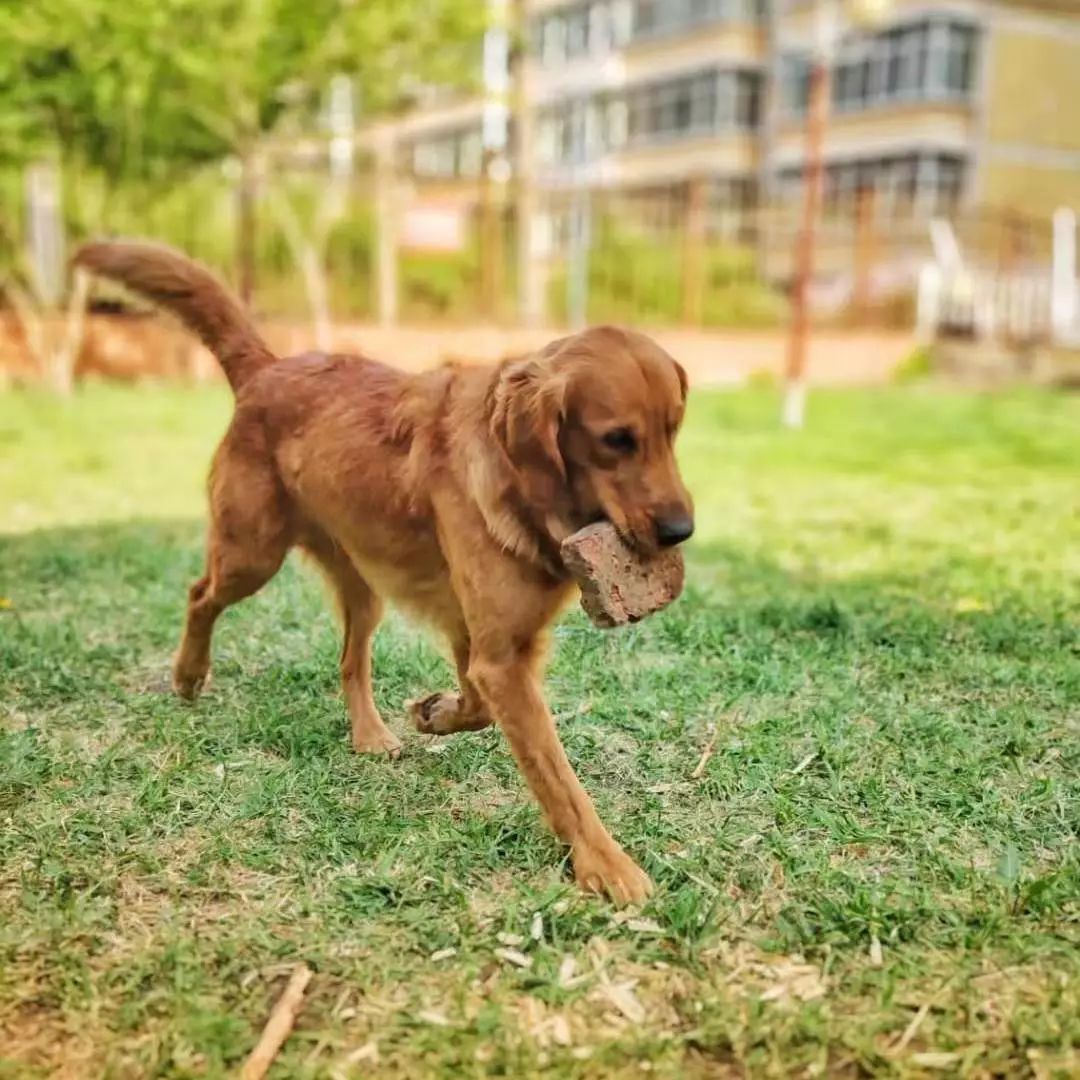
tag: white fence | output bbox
[917,208,1079,347]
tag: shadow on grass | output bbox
[2,517,1077,960]
[2,518,1076,720]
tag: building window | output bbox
[782,17,979,116]
[632,0,762,42]
[408,125,484,180]
[533,1,631,66]
[734,70,762,127]
[778,152,968,216]
[943,22,976,93]
[537,98,607,166]
[541,16,567,65]
[565,4,590,57]
[709,175,759,232]
[624,68,762,145]
[533,0,763,66]
[782,55,811,113]
[537,67,760,166]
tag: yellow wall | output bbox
[611,134,757,186]
[986,25,1080,151]
[777,0,983,41]
[775,104,973,162]
[980,163,1080,215]
[622,25,764,77]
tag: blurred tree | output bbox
[1,0,483,175]
[0,0,484,298]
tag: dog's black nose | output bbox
[655,515,694,547]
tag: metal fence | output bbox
[1,153,1069,338]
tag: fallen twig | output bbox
[890,977,956,1056]
[690,724,719,780]
[240,963,313,1080]
[787,751,818,778]
[891,998,933,1055]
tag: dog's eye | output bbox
[602,427,638,454]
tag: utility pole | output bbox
[782,38,830,429]
[782,0,893,428]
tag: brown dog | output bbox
[73,241,694,903]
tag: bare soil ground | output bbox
[0,312,914,388]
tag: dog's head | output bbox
[492,326,694,555]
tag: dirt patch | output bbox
[0,313,913,388]
[0,1003,112,1080]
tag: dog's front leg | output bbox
[434,498,652,904]
[469,649,653,905]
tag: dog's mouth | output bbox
[589,511,652,556]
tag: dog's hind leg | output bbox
[173,439,292,699]
[304,538,400,756]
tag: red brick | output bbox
[561,522,685,628]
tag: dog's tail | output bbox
[73,240,275,393]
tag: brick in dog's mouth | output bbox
[561,521,685,628]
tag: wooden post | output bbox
[998,209,1020,276]
[374,128,399,326]
[511,0,541,327]
[782,58,830,429]
[682,176,708,326]
[852,183,876,324]
[479,149,505,321]
[1051,207,1078,344]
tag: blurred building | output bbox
[356,0,1078,326]
[387,0,1078,217]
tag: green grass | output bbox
[1,383,1078,1078]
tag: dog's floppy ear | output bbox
[492,350,568,507]
[674,360,688,404]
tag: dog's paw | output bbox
[573,842,654,906]
[408,691,462,734]
[408,692,491,735]
[172,667,208,701]
[351,728,402,757]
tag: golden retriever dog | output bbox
[73,241,694,903]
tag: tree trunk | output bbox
[237,146,257,307]
[373,130,399,327]
[268,190,333,352]
[7,266,90,395]
[24,159,65,307]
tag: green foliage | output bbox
[2,384,1078,1074]
[0,0,484,293]
[0,0,485,179]
[550,222,787,329]
[892,344,937,384]
[401,249,481,320]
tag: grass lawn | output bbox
[1,382,1078,1079]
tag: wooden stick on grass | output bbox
[240,964,313,1080]
[690,724,719,780]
